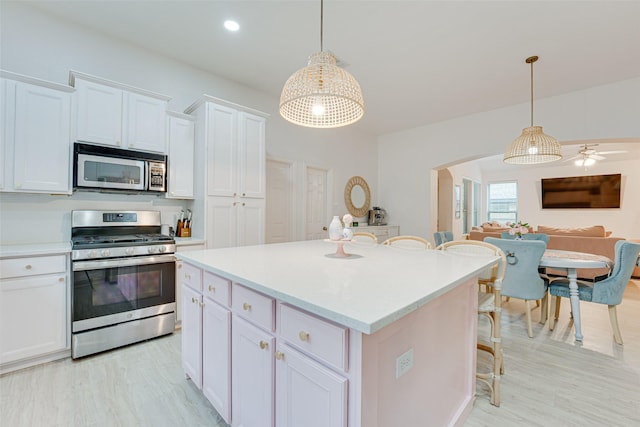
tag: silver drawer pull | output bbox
[298,331,310,342]
[208,285,216,292]
[25,265,32,270]
[243,302,252,311]
[275,351,285,361]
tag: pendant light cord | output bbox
[530,59,534,127]
[320,0,324,52]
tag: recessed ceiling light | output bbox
[224,20,240,32]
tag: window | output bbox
[487,181,518,223]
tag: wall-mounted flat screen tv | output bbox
[541,173,621,209]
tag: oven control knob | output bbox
[148,246,157,254]
[125,248,135,256]
[88,250,97,258]
[101,249,110,257]
[158,246,166,253]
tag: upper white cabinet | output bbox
[166,112,195,199]
[1,71,73,194]
[70,71,170,153]
[186,96,268,249]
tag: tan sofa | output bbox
[469,225,638,279]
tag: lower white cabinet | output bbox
[353,225,399,243]
[181,262,349,427]
[231,316,275,427]
[0,254,69,369]
[275,343,348,427]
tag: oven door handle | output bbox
[72,254,176,271]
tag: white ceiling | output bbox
[23,0,640,138]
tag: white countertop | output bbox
[177,240,496,334]
[0,242,72,258]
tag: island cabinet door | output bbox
[232,316,275,427]
[202,298,231,423]
[275,343,348,427]
[181,284,202,388]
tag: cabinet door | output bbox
[0,274,67,363]
[275,343,347,427]
[237,198,265,247]
[202,298,231,423]
[181,284,202,389]
[238,112,265,198]
[125,92,167,153]
[206,103,237,197]
[0,78,7,190]
[167,115,195,199]
[232,316,275,427]
[206,196,238,249]
[13,82,71,193]
[75,79,123,147]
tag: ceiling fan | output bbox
[564,143,627,168]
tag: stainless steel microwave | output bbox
[73,143,167,193]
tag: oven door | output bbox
[72,254,175,332]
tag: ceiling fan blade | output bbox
[590,154,606,160]
[598,150,627,155]
[563,155,581,162]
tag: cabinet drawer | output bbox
[232,284,274,331]
[279,304,348,372]
[0,255,66,279]
[203,271,230,306]
[180,262,202,292]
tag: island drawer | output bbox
[232,284,274,331]
[279,304,348,372]
[179,262,202,292]
[0,255,66,280]
[203,271,230,306]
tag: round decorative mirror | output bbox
[344,176,371,217]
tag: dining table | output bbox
[539,249,613,341]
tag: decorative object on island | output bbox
[344,176,371,218]
[506,220,530,240]
[329,215,343,240]
[503,56,562,165]
[342,214,354,240]
[279,0,364,128]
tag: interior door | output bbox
[266,159,294,243]
[305,166,329,240]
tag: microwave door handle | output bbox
[73,254,176,271]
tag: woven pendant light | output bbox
[504,56,562,164]
[279,0,364,128]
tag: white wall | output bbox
[0,3,378,245]
[378,78,640,240]
[481,158,640,239]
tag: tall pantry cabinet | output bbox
[185,96,268,249]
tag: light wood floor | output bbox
[2,279,639,427]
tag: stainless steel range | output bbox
[71,210,176,359]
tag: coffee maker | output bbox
[368,207,387,226]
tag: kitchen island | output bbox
[177,240,496,427]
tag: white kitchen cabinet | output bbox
[1,72,73,194]
[0,254,69,368]
[185,96,268,248]
[275,343,348,427]
[353,224,399,243]
[71,71,170,153]
[181,283,203,388]
[232,316,275,427]
[166,112,195,199]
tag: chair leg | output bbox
[549,296,556,330]
[540,292,548,324]
[525,300,533,338]
[608,305,623,345]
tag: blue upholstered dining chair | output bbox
[485,237,548,338]
[433,231,454,247]
[548,240,640,345]
[500,232,549,245]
